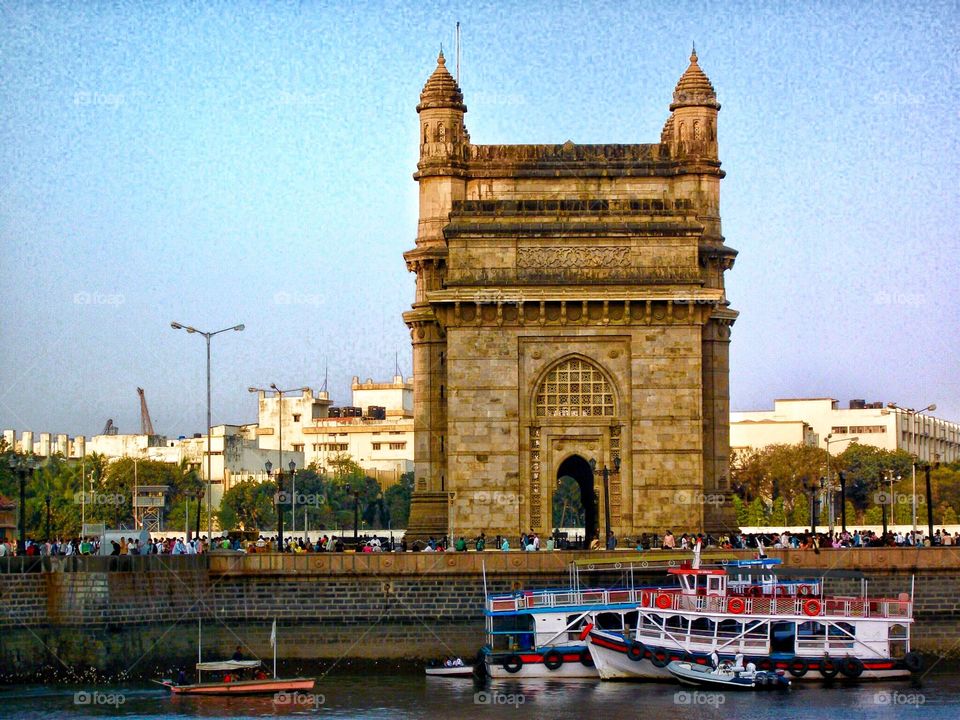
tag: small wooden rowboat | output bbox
[158,660,315,696]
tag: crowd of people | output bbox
[2,526,958,558]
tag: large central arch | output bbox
[556,454,596,547]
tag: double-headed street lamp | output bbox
[589,455,621,546]
[888,402,936,540]
[250,385,306,550]
[8,455,40,555]
[171,321,245,541]
[824,433,858,534]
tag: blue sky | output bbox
[1,0,958,437]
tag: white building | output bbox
[253,375,414,486]
[731,398,960,463]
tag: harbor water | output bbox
[2,666,960,719]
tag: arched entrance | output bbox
[556,455,596,548]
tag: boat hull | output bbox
[425,667,474,678]
[588,630,910,682]
[484,648,598,679]
[162,678,315,695]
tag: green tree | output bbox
[770,497,787,526]
[384,472,414,528]
[553,475,586,528]
[217,479,277,531]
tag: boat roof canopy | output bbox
[724,567,866,580]
[572,551,740,569]
[196,660,261,671]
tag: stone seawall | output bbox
[1,549,959,680]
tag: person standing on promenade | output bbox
[662,530,676,549]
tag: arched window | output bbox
[535,357,615,418]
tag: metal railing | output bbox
[638,590,912,619]
[488,587,648,613]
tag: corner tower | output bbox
[403,52,468,539]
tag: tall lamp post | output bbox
[824,433,858,534]
[264,459,283,550]
[288,460,297,538]
[249,384,307,547]
[171,320,245,540]
[888,402,936,540]
[8,455,40,555]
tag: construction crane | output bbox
[137,387,156,436]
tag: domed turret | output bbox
[663,46,719,159]
[417,51,469,163]
[670,48,720,111]
[417,51,466,113]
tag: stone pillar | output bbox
[39,433,51,457]
[57,434,69,455]
[74,436,86,458]
[2,429,14,450]
[21,431,34,455]
[702,314,737,534]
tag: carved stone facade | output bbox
[404,50,738,542]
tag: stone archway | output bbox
[556,454,596,547]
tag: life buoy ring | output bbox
[651,649,670,668]
[655,593,672,609]
[543,650,563,671]
[503,655,523,674]
[728,597,746,614]
[804,599,822,616]
[579,622,594,641]
[640,591,651,607]
[819,656,840,679]
[579,648,594,668]
[840,657,864,678]
[904,651,924,673]
[798,584,811,596]
[788,659,808,677]
[627,641,646,662]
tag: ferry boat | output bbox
[159,660,315,696]
[587,553,923,682]
[480,551,774,679]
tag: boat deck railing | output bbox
[638,589,912,620]
[487,587,650,613]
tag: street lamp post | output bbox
[171,320,245,541]
[248,384,307,546]
[888,402,936,540]
[288,460,297,538]
[264,460,282,550]
[8,455,39,555]
[824,433,858,535]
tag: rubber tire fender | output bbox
[819,656,840,679]
[503,654,523,674]
[788,659,808,678]
[627,641,646,662]
[543,650,563,671]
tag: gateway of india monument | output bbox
[403,48,738,543]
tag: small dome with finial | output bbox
[417,50,466,113]
[670,45,720,111]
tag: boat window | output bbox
[717,619,742,637]
[889,623,908,658]
[492,615,535,633]
[596,612,624,630]
[690,617,715,639]
[624,611,639,632]
[797,621,825,637]
[828,622,855,649]
[566,614,587,640]
[664,615,687,631]
[770,622,795,655]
